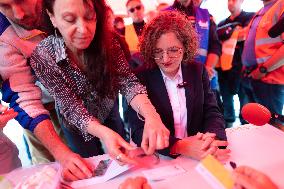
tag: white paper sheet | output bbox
[142,164,186,181]
[69,154,131,188]
[226,124,284,189]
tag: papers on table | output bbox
[142,164,186,181]
[69,154,131,188]
[196,155,234,189]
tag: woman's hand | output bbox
[233,166,278,189]
[172,134,217,160]
[92,124,137,165]
[129,94,170,155]
[142,114,170,155]
[210,140,230,162]
[196,132,230,162]
[0,104,18,129]
[119,177,152,189]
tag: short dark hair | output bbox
[113,16,124,26]
[126,0,142,7]
[139,11,199,69]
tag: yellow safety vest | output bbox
[249,0,284,84]
[219,29,240,71]
[125,24,139,54]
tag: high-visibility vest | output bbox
[165,6,210,64]
[165,5,218,89]
[125,24,139,54]
[219,29,240,71]
[195,7,210,64]
[250,0,284,84]
[195,7,220,90]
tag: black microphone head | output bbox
[268,16,284,38]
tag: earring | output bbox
[54,28,62,47]
[54,28,58,38]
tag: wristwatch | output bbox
[259,65,268,74]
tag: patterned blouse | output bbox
[30,35,146,141]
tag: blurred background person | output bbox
[114,16,126,36]
[216,0,254,127]
[125,0,146,54]
[157,2,169,12]
[242,0,284,121]
[145,10,157,22]
[193,0,204,7]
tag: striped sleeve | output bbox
[0,41,50,132]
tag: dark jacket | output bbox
[128,62,227,156]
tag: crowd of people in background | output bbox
[0,0,283,188]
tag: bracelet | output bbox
[136,101,154,122]
[136,104,145,121]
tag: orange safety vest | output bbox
[249,0,284,84]
[218,29,240,71]
[125,24,139,54]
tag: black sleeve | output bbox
[208,16,222,56]
[242,12,255,27]
[127,72,180,157]
[201,65,227,141]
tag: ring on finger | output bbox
[116,153,123,161]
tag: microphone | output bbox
[177,81,188,88]
[268,16,284,38]
[241,103,284,127]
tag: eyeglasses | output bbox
[128,5,142,13]
[153,47,183,61]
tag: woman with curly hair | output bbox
[128,11,230,161]
[29,0,170,181]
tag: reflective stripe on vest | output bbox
[125,24,139,53]
[253,0,284,64]
[256,56,271,64]
[245,0,284,84]
[256,37,282,46]
[195,7,210,64]
[219,29,239,71]
[198,48,208,57]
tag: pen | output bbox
[230,161,237,169]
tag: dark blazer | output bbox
[128,62,227,156]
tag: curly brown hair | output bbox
[139,11,199,69]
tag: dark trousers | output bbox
[218,71,248,125]
[252,79,284,115]
[242,77,284,115]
